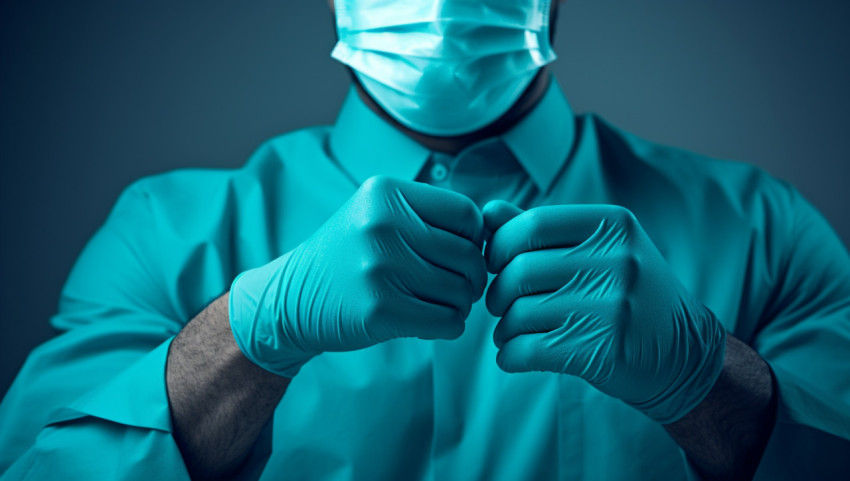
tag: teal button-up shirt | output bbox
[1,77,849,480]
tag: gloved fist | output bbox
[229,176,487,378]
[482,200,726,424]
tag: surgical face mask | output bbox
[331,0,556,137]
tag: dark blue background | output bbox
[2,0,849,397]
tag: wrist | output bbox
[664,335,777,480]
[229,253,319,378]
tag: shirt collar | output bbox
[329,88,431,184]
[330,75,575,193]
[501,75,575,193]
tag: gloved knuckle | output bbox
[360,213,394,237]
[507,297,531,326]
[360,175,393,195]
[509,252,534,282]
[455,200,484,240]
[458,197,481,223]
[613,251,640,287]
[361,257,391,282]
[609,206,639,234]
[361,298,386,324]
[608,291,633,321]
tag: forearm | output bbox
[664,335,777,480]
[166,292,291,480]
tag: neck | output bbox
[351,68,552,156]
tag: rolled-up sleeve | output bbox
[1,340,190,480]
[0,182,190,479]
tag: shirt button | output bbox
[431,163,448,182]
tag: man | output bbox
[1,0,848,479]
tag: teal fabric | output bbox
[1,76,849,480]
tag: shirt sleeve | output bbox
[0,182,190,479]
[753,181,850,441]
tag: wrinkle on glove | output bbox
[482,200,727,424]
[229,176,487,378]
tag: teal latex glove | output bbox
[229,176,487,378]
[482,200,727,424]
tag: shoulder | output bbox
[130,127,329,197]
[122,126,332,228]
[584,114,796,224]
[74,126,333,319]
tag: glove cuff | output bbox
[229,253,318,378]
[630,306,727,424]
